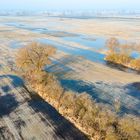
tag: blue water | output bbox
[5,22,77,37]
[5,21,140,61]
[38,38,106,64]
[63,35,106,50]
[5,22,48,33]
[131,51,140,58]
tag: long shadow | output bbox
[60,79,94,93]
[0,75,21,117]
[28,95,88,140]
[60,79,111,105]
[124,82,140,100]
[106,61,140,74]
[123,82,140,116]
[60,79,140,116]
[0,65,2,69]
[0,74,24,89]
[46,55,74,77]
[0,74,88,139]
[0,94,18,117]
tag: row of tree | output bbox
[16,42,140,140]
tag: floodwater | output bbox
[63,35,106,50]
[6,19,140,74]
[5,21,106,64]
[1,16,140,116]
[5,20,140,59]
[2,19,139,48]
[38,38,106,64]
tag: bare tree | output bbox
[16,42,56,73]
[106,37,119,53]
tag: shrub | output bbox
[106,38,133,55]
[105,126,119,140]
[105,53,133,66]
[16,42,56,74]
[118,54,132,65]
[117,115,140,140]
[106,38,119,53]
[73,93,92,119]
[41,73,63,102]
[130,59,140,71]
[59,91,76,116]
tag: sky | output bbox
[0,0,140,11]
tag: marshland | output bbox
[0,14,140,139]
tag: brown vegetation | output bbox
[16,42,140,140]
[106,37,120,53]
[105,38,140,71]
[130,59,140,71]
[105,53,132,66]
[16,42,56,74]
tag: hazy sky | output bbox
[0,0,140,11]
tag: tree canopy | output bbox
[16,42,56,73]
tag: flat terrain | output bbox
[50,53,140,115]
[1,16,140,40]
[0,15,140,123]
[0,70,87,140]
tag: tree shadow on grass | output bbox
[0,74,24,88]
[0,74,88,139]
[106,61,140,74]
[28,95,88,140]
[0,94,18,117]
[123,82,140,116]
[46,55,75,78]
[60,79,111,105]
[60,79,140,116]
[124,82,140,100]
[0,74,23,117]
